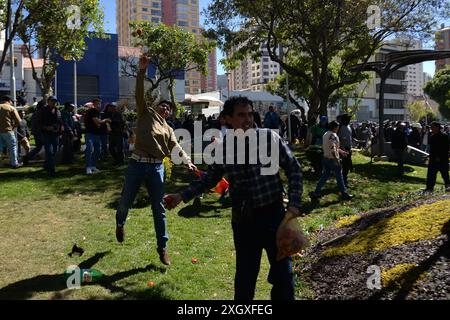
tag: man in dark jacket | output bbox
[106,103,126,165]
[391,122,408,177]
[23,100,45,164]
[61,102,76,164]
[425,122,450,191]
[39,96,63,176]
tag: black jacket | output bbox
[391,129,408,150]
[429,131,449,163]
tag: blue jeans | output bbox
[85,133,101,168]
[0,131,18,166]
[232,202,294,300]
[116,159,168,250]
[42,132,59,175]
[314,158,347,195]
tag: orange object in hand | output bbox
[214,178,229,195]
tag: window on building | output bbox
[263,71,269,76]
[263,57,269,62]
[263,65,269,69]
[177,13,189,19]
[152,2,160,8]
[178,20,189,27]
[151,9,161,15]
[142,7,148,12]
[151,17,160,23]
[177,0,189,4]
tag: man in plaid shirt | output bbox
[166,96,303,300]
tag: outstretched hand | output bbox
[187,162,197,172]
[164,194,183,210]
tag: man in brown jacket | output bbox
[0,95,22,168]
[115,56,195,265]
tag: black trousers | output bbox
[341,149,353,186]
[231,201,294,300]
[109,134,124,164]
[426,161,450,190]
[61,133,74,164]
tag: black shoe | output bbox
[341,193,354,201]
[116,225,124,243]
[22,156,29,165]
[157,248,171,266]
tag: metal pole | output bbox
[74,59,77,108]
[54,69,57,98]
[9,3,16,108]
[378,75,386,155]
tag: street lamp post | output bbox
[73,58,77,109]
[9,4,16,108]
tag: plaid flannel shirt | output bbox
[180,129,302,209]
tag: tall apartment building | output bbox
[403,39,424,97]
[116,0,215,95]
[351,40,411,122]
[435,25,450,71]
[230,44,281,92]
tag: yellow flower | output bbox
[163,157,173,180]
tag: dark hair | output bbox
[328,120,340,131]
[64,102,75,109]
[222,96,253,117]
[156,99,174,110]
[0,95,13,103]
[92,98,101,104]
[253,111,262,128]
[430,121,441,130]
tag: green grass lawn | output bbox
[0,150,446,300]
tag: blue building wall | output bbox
[56,33,119,106]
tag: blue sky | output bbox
[99,0,438,76]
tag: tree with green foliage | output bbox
[406,100,437,123]
[0,0,39,74]
[120,22,214,114]
[17,0,105,99]
[424,66,450,120]
[204,0,448,124]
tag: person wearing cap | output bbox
[309,120,354,201]
[390,121,408,177]
[425,122,450,192]
[61,102,76,164]
[310,115,328,146]
[38,96,63,176]
[337,114,353,188]
[0,95,22,168]
[115,55,196,266]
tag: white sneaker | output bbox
[86,167,93,175]
[91,167,101,173]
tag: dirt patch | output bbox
[299,194,450,300]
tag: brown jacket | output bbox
[0,103,21,133]
[133,70,190,162]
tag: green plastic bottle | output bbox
[80,269,104,283]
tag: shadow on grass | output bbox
[0,250,169,300]
[352,162,423,184]
[369,219,450,300]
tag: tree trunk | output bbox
[307,95,320,126]
[168,78,177,116]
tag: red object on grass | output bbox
[191,258,198,264]
[163,195,173,206]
